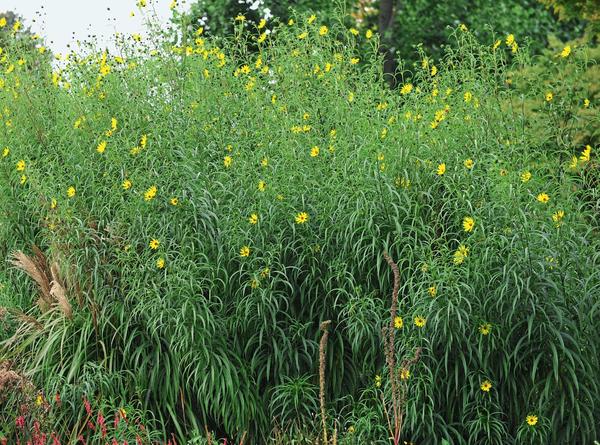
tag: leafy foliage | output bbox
[0,7,599,445]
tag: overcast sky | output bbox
[1,0,183,55]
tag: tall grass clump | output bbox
[0,8,598,444]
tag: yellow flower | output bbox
[96,140,107,154]
[169,0,177,10]
[258,180,266,192]
[365,29,373,39]
[436,163,446,175]
[552,210,565,226]
[428,286,437,297]
[137,0,147,7]
[67,186,76,198]
[526,415,538,426]
[2,147,9,157]
[400,83,413,95]
[375,374,382,388]
[295,212,309,224]
[430,65,438,76]
[521,171,532,183]
[122,179,132,190]
[394,316,403,329]
[511,42,518,53]
[319,26,328,36]
[170,197,179,206]
[395,176,411,188]
[560,45,571,58]
[261,157,268,167]
[260,267,270,278]
[140,134,148,148]
[480,380,492,392]
[464,159,474,169]
[464,91,472,102]
[310,146,320,157]
[144,185,157,201]
[350,57,360,65]
[36,394,43,406]
[0,17,6,28]
[414,316,426,328]
[462,216,475,232]
[16,159,26,171]
[235,14,246,22]
[240,246,250,257]
[248,213,258,224]
[583,98,590,108]
[569,155,578,169]
[156,258,165,269]
[506,34,515,46]
[257,19,267,29]
[580,145,591,162]
[149,238,160,250]
[493,39,501,50]
[50,198,57,209]
[224,155,233,167]
[349,28,359,36]
[536,193,550,204]
[307,14,317,24]
[453,245,469,265]
[288,18,294,26]
[479,323,491,335]
[400,368,410,380]
[297,32,308,40]
[459,23,468,32]
[545,92,553,102]
[20,174,27,185]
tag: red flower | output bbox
[16,415,26,429]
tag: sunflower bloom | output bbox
[295,212,309,224]
[144,185,157,201]
[414,316,426,328]
[394,316,403,329]
[537,193,550,204]
[526,415,538,426]
[479,323,491,335]
[463,216,475,232]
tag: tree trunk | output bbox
[378,0,399,88]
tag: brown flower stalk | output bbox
[319,320,332,445]
[382,252,401,443]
